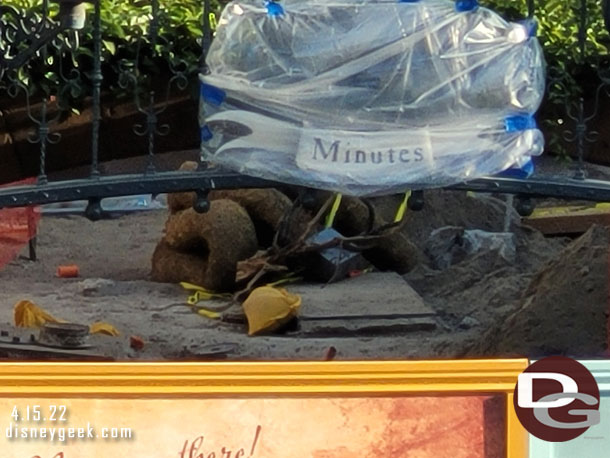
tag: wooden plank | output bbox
[291,272,436,335]
[223,273,437,336]
[524,204,610,235]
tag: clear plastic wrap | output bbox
[199,0,546,196]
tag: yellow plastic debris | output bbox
[394,190,411,223]
[89,322,120,336]
[180,281,232,319]
[242,286,301,336]
[195,308,222,319]
[13,300,119,337]
[14,300,64,328]
[180,282,231,305]
[324,193,343,228]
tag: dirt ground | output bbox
[0,155,609,361]
[0,207,450,361]
[0,189,606,361]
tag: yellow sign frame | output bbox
[0,359,529,457]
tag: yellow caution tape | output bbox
[180,282,232,319]
[180,274,303,321]
[180,282,231,304]
[209,13,218,30]
[324,193,343,228]
[394,190,411,223]
[196,308,222,319]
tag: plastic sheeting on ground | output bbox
[199,0,545,196]
[0,178,40,270]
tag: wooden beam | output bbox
[524,204,610,234]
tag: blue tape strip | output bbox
[265,1,284,16]
[498,159,535,179]
[455,0,478,12]
[201,83,226,106]
[519,18,538,37]
[504,114,537,132]
[398,0,420,3]
[200,125,213,142]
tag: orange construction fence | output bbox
[0,178,41,270]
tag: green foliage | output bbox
[2,0,222,107]
[484,0,609,62]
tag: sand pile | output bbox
[403,190,565,324]
[472,225,609,357]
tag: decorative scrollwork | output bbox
[0,1,67,82]
[0,1,89,185]
[117,0,195,175]
[542,0,610,180]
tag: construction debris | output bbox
[306,227,369,282]
[524,203,610,235]
[56,264,80,278]
[425,227,516,270]
[242,286,301,336]
[154,163,425,301]
[130,335,145,351]
[13,299,120,338]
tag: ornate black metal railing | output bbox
[2,0,610,221]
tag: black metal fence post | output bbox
[90,0,102,179]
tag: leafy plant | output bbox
[1,0,222,108]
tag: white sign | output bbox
[296,128,434,179]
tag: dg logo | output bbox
[514,356,600,442]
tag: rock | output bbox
[79,278,116,297]
[458,316,480,330]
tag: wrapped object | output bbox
[200,0,545,195]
